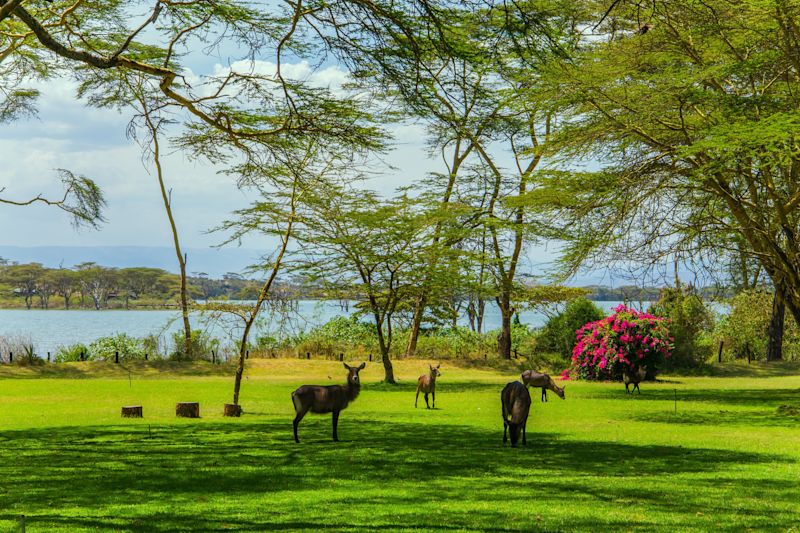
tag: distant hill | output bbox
[0,245,264,278]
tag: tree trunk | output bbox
[121,405,143,418]
[381,347,395,383]
[497,297,512,359]
[767,285,786,361]
[375,320,395,383]
[404,295,426,357]
[145,106,192,358]
[175,402,200,418]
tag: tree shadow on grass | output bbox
[0,419,794,531]
[585,387,800,408]
[630,407,800,428]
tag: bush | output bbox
[714,289,800,361]
[538,298,605,357]
[89,334,147,361]
[569,305,672,380]
[649,287,714,367]
[54,343,90,363]
[169,330,220,361]
[0,334,44,365]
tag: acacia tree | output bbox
[529,0,800,360]
[76,262,117,310]
[208,140,359,411]
[0,262,43,308]
[297,189,431,383]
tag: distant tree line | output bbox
[0,259,301,310]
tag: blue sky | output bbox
[0,24,576,281]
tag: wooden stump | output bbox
[223,403,242,417]
[121,405,143,418]
[176,402,200,418]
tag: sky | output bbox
[0,14,583,283]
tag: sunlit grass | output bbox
[0,359,798,531]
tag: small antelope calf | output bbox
[415,363,441,409]
[521,370,565,402]
[501,381,531,447]
[291,362,365,443]
[623,366,647,394]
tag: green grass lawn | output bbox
[0,359,798,532]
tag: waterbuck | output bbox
[520,370,566,402]
[623,366,647,394]
[291,362,366,443]
[501,381,531,447]
[415,363,441,409]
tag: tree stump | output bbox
[121,405,143,418]
[223,403,242,417]
[176,402,200,418]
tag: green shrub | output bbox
[54,343,91,363]
[649,287,714,368]
[538,298,604,358]
[169,330,220,361]
[714,289,800,361]
[89,334,147,361]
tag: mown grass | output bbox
[0,359,798,532]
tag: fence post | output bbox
[115,351,119,364]
[8,352,12,363]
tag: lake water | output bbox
[0,300,637,355]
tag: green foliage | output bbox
[54,343,90,363]
[649,287,714,368]
[538,298,604,358]
[169,330,220,361]
[89,334,147,361]
[714,290,800,361]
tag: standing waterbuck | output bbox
[623,366,647,394]
[501,381,531,447]
[291,362,366,443]
[415,363,441,409]
[521,370,565,402]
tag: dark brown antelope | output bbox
[415,363,441,409]
[291,362,365,443]
[501,381,531,448]
[623,366,647,394]
[520,370,565,402]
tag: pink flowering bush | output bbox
[568,305,672,381]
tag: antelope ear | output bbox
[436,363,441,368]
[343,363,351,370]
[358,362,366,370]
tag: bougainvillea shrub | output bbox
[568,305,672,380]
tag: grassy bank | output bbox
[0,360,798,531]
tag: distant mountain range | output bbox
[0,245,264,278]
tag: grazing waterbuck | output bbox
[501,381,531,447]
[415,363,441,409]
[623,366,647,394]
[291,362,366,443]
[520,370,565,402]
